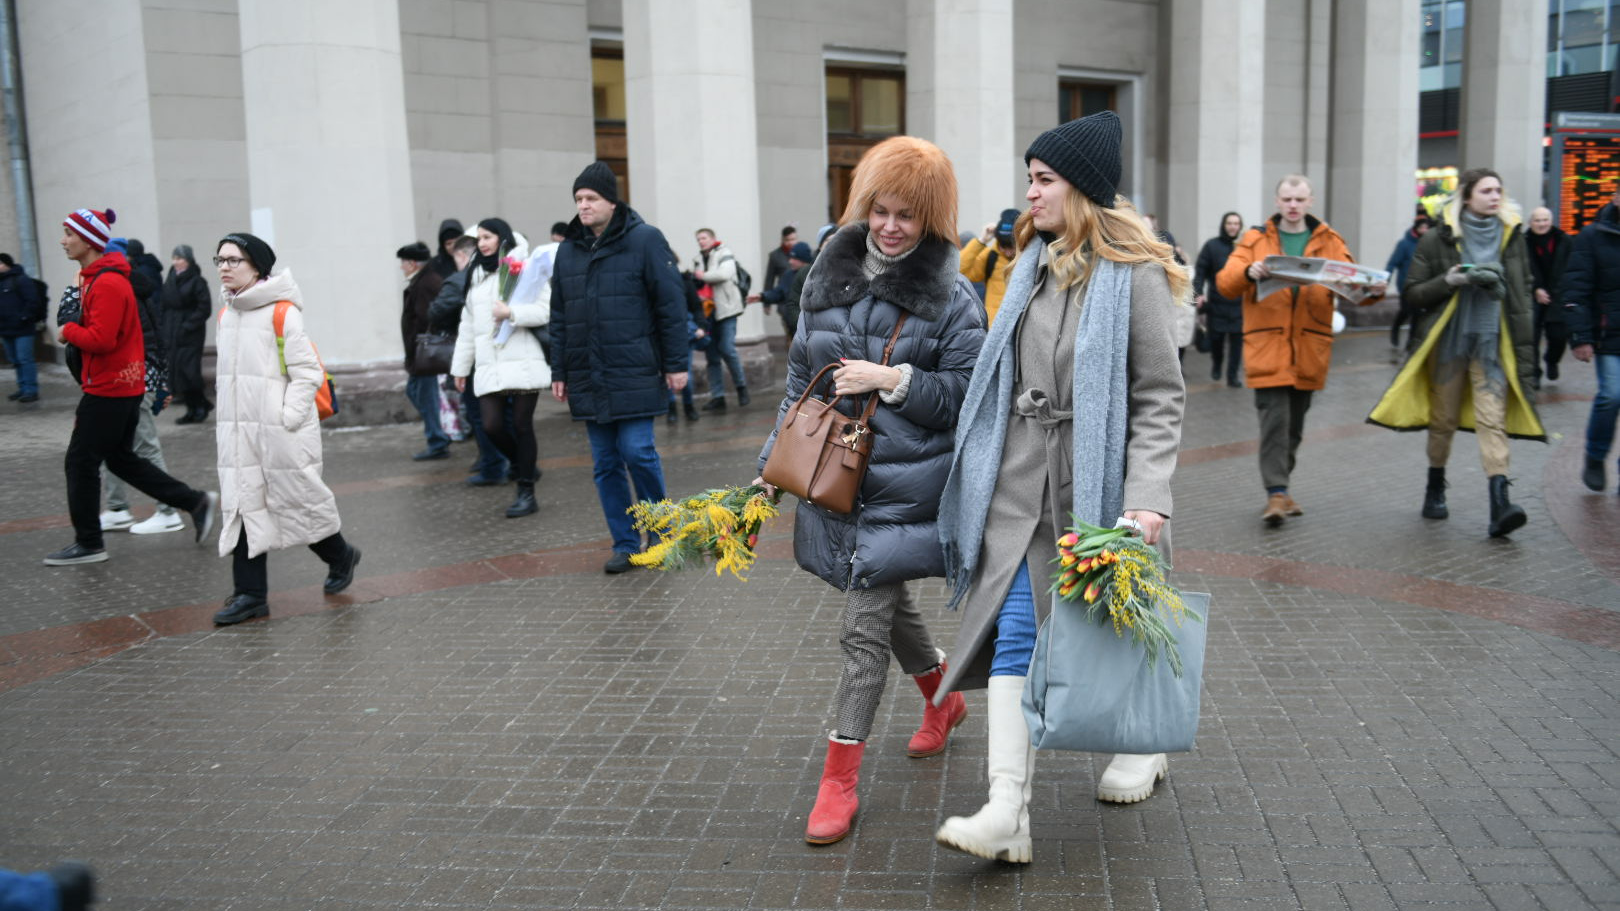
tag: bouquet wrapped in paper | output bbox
[492,250,524,347]
[629,485,780,579]
[1051,518,1203,677]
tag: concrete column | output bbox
[1327,0,1420,272]
[623,0,768,359]
[1461,0,1548,205]
[237,0,416,366]
[927,0,1016,237]
[1166,0,1266,253]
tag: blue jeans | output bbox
[585,417,665,553]
[1587,352,1620,462]
[991,561,1038,677]
[462,374,509,481]
[0,868,57,911]
[704,315,745,399]
[2,334,37,396]
[405,375,450,453]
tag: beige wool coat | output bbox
[214,270,342,558]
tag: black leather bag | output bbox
[412,332,456,376]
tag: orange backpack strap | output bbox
[272,299,291,338]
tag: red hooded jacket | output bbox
[59,251,146,397]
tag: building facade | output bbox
[0,0,1553,383]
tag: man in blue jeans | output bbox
[550,162,689,573]
[0,253,45,403]
[1565,186,1620,492]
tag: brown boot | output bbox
[1261,492,1289,527]
[1281,493,1303,516]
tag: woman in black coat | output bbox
[754,136,985,846]
[161,244,214,422]
[1193,212,1245,386]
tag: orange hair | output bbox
[839,136,959,245]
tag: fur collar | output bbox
[800,224,956,320]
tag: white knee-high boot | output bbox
[934,675,1035,863]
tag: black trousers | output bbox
[479,392,539,483]
[1208,329,1243,381]
[65,393,204,549]
[233,527,349,599]
[1534,306,1568,376]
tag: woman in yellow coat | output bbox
[1367,168,1543,537]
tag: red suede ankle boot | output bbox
[805,736,865,844]
[908,664,968,758]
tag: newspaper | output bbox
[1257,256,1390,307]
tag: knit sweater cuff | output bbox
[879,363,913,405]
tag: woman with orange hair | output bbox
[755,136,986,845]
[933,111,1188,863]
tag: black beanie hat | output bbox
[573,161,619,203]
[218,232,276,277]
[397,241,432,262]
[1024,110,1123,208]
[995,208,1021,242]
[437,218,464,246]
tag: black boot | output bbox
[1422,467,1448,519]
[1487,475,1527,538]
[736,386,751,407]
[667,401,679,423]
[213,594,269,626]
[684,402,701,421]
[505,482,538,518]
[1582,456,1606,492]
[323,544,362,595]
[702,396,727,412]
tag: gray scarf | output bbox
[1434,209,1506,390]
[938,238,1132,609]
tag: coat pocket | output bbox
[1242,326,1287,384]
[1296,328,1334,385]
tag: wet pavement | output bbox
[1,331,1616,910]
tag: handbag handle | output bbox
[785,313,910,424]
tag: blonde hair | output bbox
[839,136,959,245]
[1013,190,1190,300]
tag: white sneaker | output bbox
[130,511,186,535]
[99,509,135,531]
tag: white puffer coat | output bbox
[451,237,551,394]
[214,270,341,558]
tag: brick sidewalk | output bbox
[1,332,1616,910]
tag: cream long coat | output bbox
[214,270,341,558]
[451,238,551,394]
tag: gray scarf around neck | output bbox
[1434,209,1506,389]
[937,238,1132,609]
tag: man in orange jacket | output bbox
[1216,175,1384,526]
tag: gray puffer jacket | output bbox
[758,224,986,591]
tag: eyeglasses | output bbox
[213,256,246,268]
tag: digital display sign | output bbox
[1556,135,1620,234]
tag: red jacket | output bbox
[60,252,146,397]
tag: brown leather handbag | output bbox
[762,315,907,514]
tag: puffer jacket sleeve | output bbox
[450,292,476,377]
[277,305,324,431]
[887,278,985,431]
[642,234,690,376]
[1562,229,1597,345]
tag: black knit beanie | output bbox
[1024,110,1123,208]
[573,161,619,203]
[218,232,276,277]
[397,241,432,262]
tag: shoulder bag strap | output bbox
[858,313,909,423]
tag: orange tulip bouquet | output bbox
[1051,519,1203,677]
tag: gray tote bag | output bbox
[1022,590,1211,754]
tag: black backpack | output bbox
[723,255,751,300]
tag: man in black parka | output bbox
[1566,188,1620,492]
[549,162,689,574]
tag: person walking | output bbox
[397,241,450,461]
[694,228,750,411]
[1565,185,1620,492]
[1526,206,1572,386]
[47,207,218,566]
[1386,215,1434,357]
[0,252,45,403]
[550,162,689,573]
[958,208,1021,324]
[98,237,185,535]
[755,135,985,846]
[162,244,214,423]
[1194,211,1245,387]
[429,233,511,486]
[210,232,361,624]
[452,218,547,518]
[1216,175,1385,527]
[932,112,1187,864]
[1368,168,1542,536]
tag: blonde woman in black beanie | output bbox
[934,111,1189,863]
